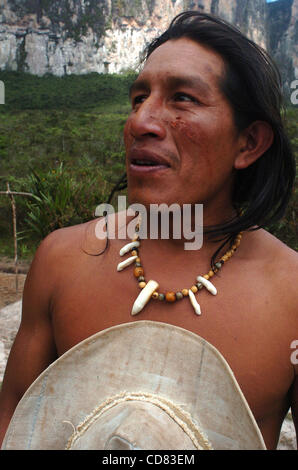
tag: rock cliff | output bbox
[0,0,297,91]
[267,0,298,90]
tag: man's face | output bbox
[124,38,243,217]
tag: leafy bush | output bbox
[268,106,298,250]
[22,163,109,239]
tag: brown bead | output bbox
[203,274,210,280]
[136,257,141,263]
[131,250,138,256]
[152,292,159,300]
[165,292,176,302]
[182,289,189,297]
[208,270,214,278]
[134,267,144,278]
[190,285,198,293]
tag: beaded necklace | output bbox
[117,218,242,316]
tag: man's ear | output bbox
[234,121,274,170]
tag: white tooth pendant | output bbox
[119,241,140,257]
[131,280,159,316]
[197,276,217,296]
[117,256,138,272]
[188,289,201,316]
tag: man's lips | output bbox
[128,150,171,173]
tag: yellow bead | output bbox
[136,257,141,263]
[208,270,214,278]
[182,289,189,297]
[191,285,198,293]
[152,292,159,299]
[139,282,146,288]
[131,250,138,256]
[203,274,210,280]
[165,292,176,302]
[134,267,144,278]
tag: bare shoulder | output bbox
[250,228,298,317]
[253,228,298,269]
[33,218,107,265]
[31,212,129,280]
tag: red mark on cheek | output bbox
[170,118,213,180]
[170,118,198,143]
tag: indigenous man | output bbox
[0,12,297,450]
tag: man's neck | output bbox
[133,203,237,252]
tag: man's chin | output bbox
[127,194,182,209]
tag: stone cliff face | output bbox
[267,0,298,86]
[0,0,297,88]
[0,0,187,75]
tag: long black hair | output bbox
[106,11,295,262]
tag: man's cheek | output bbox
[170,118,200,144]
[123,120,133,149]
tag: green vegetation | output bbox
[270,107,298,251]
[0,71,297,262]
[0,71,136,111]
[0,71,135,259]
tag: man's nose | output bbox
[129,97,167,140]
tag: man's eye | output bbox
[174,93,197,103]
[132,95,147,107]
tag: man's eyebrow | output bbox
[129,79,150,98]
[129,75,212,98]
[166,76,212,95]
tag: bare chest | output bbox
[50,255,294,448]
